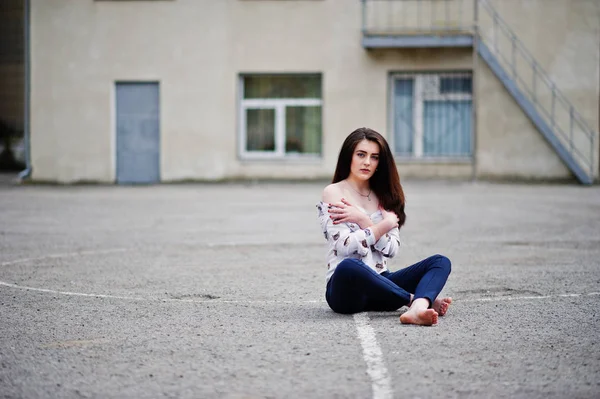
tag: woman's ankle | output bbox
[410,298,430,311]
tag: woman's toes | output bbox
[436,297,452,316]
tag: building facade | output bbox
[22,0,600,183]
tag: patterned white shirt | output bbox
[316,201,401,282]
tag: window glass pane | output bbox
[423,100,471,156]
[285,106,321,154]
[393,78,414,155]
[246,108,275,151]
[439,77,472,94]
[244,75,321,99]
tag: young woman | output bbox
[316,127,452,326]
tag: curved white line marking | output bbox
[2,249,598,306]
[0,248,325,303]
[459,292,600,302]
[0,248,129,267]
[354,313,393,399]
[0,281,323,304]
[0,278,598,305]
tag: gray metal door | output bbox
[116,82,160,184]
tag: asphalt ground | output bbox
[0,179,599,398]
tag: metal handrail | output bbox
[478,0,595,176]
[361,0,596,180]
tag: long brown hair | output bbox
[332,127,406,228]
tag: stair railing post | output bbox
[493,13,498,53]
[471,0,479,182]
[532,63,537,105]
[551,85,556,128]
[511,34,517,79]
[432,0,436,30]
[445,0,449,29]
[570,106,574,153]
[591,126,594,180]
[387,0,392,32]
[401,0,406,32]
[459,0,463,30]
[361,0,366,35]
[417,0,421,31]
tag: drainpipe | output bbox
[471,0,479,182]
[18,0,31,181]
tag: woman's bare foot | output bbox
[400,308,438,326]
[432,297,452,316]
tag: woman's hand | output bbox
[328,198,372,228]
[380,208,399,228]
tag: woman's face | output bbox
[349,139,380,182]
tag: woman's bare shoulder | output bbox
[322,182,345,203]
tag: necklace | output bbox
[346,181,372,201]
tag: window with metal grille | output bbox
[391,72,473,159]
[239,74,322,159]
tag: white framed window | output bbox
[391,72,473,159]
[239,74,322,159]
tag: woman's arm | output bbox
[321,185,398,244]
[324,193,398,243]
[325,196,400,257]
[328,198,373,229]
[317,202,374,258]
[368,210,399,243]
[372,224,401,258]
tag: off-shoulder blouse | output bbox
[316,201,401,282]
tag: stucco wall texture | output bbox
[29,0,599,183]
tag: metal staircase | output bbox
[362,0,597,184]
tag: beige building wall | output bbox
[29,0,599,183]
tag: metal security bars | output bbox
[362,0,476,35]
[392,73,473,159]
[477,0,596,183]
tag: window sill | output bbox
[395,156,473,164]
[239,153,322,163]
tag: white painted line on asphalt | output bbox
[353,313,393,399]
[0,281,324,304]
[1,245,599,307]
[0,281,150,301]
[1,277,599,305]
[0,248,129,266]
[460,292,600,303]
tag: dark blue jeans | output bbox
[325,255,451,314]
